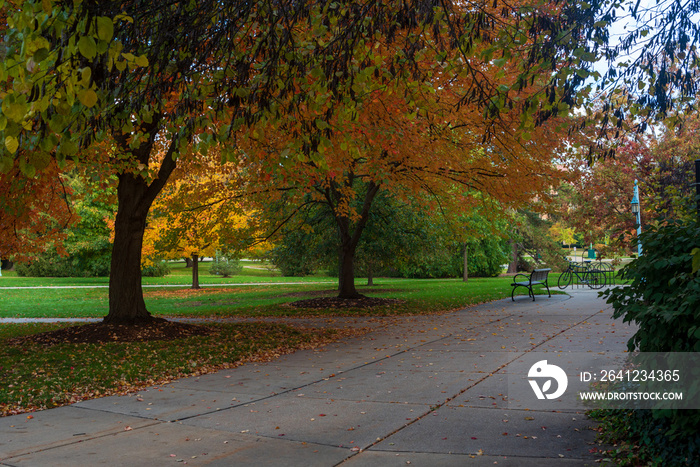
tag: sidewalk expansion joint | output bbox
[0,419,163,462]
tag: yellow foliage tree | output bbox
[143,151,256,288]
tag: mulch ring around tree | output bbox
[287,296,403,309]
[8,320,216,346]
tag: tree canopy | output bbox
[2,0,695,321]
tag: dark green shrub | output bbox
[590,409,700,466]
[209,259,243,277]
[14,238,112,277]
[600,217,700,454]
[15,254,75,277]
[67,237,112,276]
[141,261,171,277]
[268,229,324,277]
[602,218,700,353]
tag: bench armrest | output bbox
[512,273,530,283]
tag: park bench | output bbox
[511,268,552,301]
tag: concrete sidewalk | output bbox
[0,289,636,466]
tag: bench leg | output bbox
[512,284,527,301]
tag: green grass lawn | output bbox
[0,276,554,318]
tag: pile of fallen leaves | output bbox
[7,320,215,345]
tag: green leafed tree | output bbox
[264,188,510,284]
[265,189,449,283]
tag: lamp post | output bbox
[695,160,700,218]
[631,179,642,256]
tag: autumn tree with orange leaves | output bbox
[0,161,75,263]
[240,65,573,297]
[233,3,578,298]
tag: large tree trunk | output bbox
[367,260,374,286]
[105,173,156,324]
[104,124,177,324]
[191,253,200,289]
[338,237,360,298]
[507,239,518,274]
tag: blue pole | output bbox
[633,180,642,256]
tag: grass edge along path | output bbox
[0,322,367,417]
